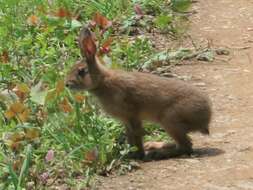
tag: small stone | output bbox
[215,48,230,55]
[194,82,206,87]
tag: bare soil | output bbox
[97,0,253,189]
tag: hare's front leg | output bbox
[125,119,145,159]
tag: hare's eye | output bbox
[78,68,88,77]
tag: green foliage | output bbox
[18,144,32,189]
[112,36,153,70]
[0,0,192,189]
[138,0,169,15]
[171,0,191,12]
[83,0,131,19]
[154,14,173,30]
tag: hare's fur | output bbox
[65,27,212,159]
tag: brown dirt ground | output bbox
[97,0,253,189]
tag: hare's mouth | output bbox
[67,85,82,91]
[65,82,86,91]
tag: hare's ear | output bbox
[78,27,97,59]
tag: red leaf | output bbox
[55,7,71,18]
[101,38,113,49]
[92,12,112,30]
[134,4,144,16]
[100,46,110,54]
[99,37,113,55]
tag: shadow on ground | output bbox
[144,146,224,161]
[193,147,225,158]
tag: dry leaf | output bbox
[4,102,30,122]
[25,128,40,140]
[9,132,25,142]
[45,89,56,102]
[3,132,25,151]
[27,15,40,26]
[4,109,16,119]
[13,83,30,102]
[13,159,22,171]
[10,102,26,113]
[9,141,22,151]
[13,91,26,102]
[84,147,98,162]
[18,108,30,122]
[92,12,112,30]
[55,7,71,18]
[5,102,25,119]
[1,50,9,63]
[74,93,85,103]
[56,80,65,95]
[17,83,30,94]
[59,97,73,113]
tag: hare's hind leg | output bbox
[164,124,193,156]
[144,110,194,160]
[144,124,193,160]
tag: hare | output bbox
[65,27,212,160]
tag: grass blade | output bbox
[17,144,32,188]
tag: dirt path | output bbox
[98,1,253,189]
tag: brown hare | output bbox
[65,27,212,160]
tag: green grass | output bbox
[0,0,191,189]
